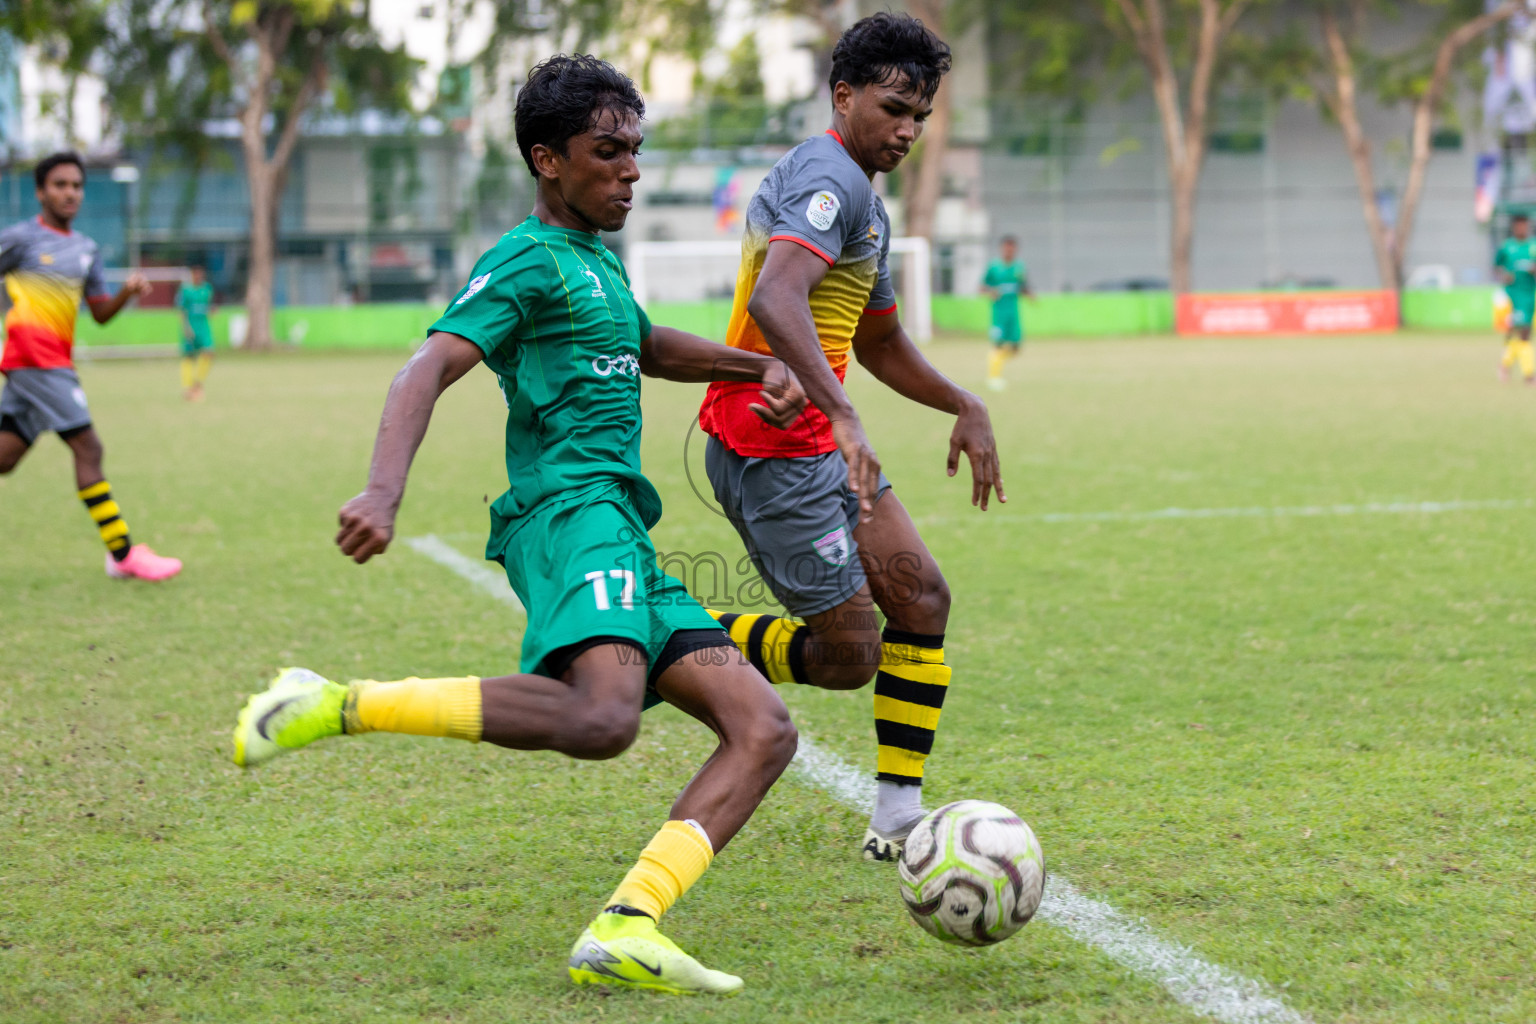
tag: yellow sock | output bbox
[707,609,809,685]
[195,351,212,384]
[342,676,483,741]
[874,628,951,784]
[988,348,1008,380]
[180,358,195,389]
[1504,339,1522,368]
[79,480,131,557]
[1520,341,1534,379]
[607,819,714,921]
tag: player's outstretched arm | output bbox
[337,331,484,563]
[639,325,807,429]
[87,272,152,324]
[749,239,881,520]
[851,311,1006,511]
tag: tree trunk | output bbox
[1168,161,1198,294]
[904,77,951,240]
[1393,1,1515,280]
[246,161,277,350]
[1322,6,1396,289]
[1111,0,1242,294]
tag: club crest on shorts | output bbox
[813,526,851,566]
[806,190,840,231]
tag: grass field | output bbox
[3,332,1534,1024]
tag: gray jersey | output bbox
[743,131,896,315]
[0,217,109,370]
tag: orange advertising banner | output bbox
[1175,291,1399,335]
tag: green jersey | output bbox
[1495,238,1536,298]
[429,216,659,560]
[176,281,214,321]
[176,281,215,350]
[983,260,1026,317]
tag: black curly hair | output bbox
[828,12,952,103]
[34,151,85,190]
[514,54,645,177]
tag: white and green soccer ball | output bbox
[898,800,1046,947]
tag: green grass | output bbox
[3,333,1534,1023]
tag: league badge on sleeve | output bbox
[456,272,492,305]
[806,190,841,231]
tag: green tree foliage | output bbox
[8,1,418,347]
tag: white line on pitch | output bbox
[792,737,1312,1024]
[406,534,1313,1024]
[402,534,525,613]
[919,497,1531,527]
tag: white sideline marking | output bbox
[406,533,1312,1024]
[792,735,1312,1024]
[402,534,525,613]
[921,497,1531,527]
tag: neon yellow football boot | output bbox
[232,667,346,767]
[568,912,743,995]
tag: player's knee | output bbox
[743,703,798,771]
[889,576,951,635]
[568,702,641,760]
[0,450,18,474]
[70,433,103,467]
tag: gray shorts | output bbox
[0,367,92,445]
[705,436,892,618]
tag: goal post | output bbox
[627,236,932,343]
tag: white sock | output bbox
[871,780,924,834]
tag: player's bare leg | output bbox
[61,426,181,580]
[568,645,794,995]
[0,428,29,474]
[234,642,795,995]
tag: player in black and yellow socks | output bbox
[698,16,998,862]
[231,56,809,996]
[0,152,181,580]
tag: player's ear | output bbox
[831,81,854,117]
[529,143,563,181]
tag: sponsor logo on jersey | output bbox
[806,190,840,231]
[591,353,640,377]
[813,525,851,566]
[582,268,607,298]
[455,272,492,304]
[40,253,53,265]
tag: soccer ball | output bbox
[897,800,1045,947]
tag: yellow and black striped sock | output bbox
[79,481,132,562]
[706,609,811,685]
[874,627,951,785]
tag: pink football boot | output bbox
[105,544,183,581]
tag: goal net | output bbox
[626,237,932,343]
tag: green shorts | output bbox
[990,317,1022,345]
[180,326,213,356]
[491,485,726,708]
[1509,291,1535,329]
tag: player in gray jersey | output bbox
[0,152,182,580]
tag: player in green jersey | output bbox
[175,264,214,401]
[229,56,809,996]
[982,235,1034,391]
[1495,214,1536,384]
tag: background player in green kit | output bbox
[1495,213,1536,384]
[229,56,809,996]
[174,264,214,401]
[982,234,1034,391]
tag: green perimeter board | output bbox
[36,289,1507,351]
